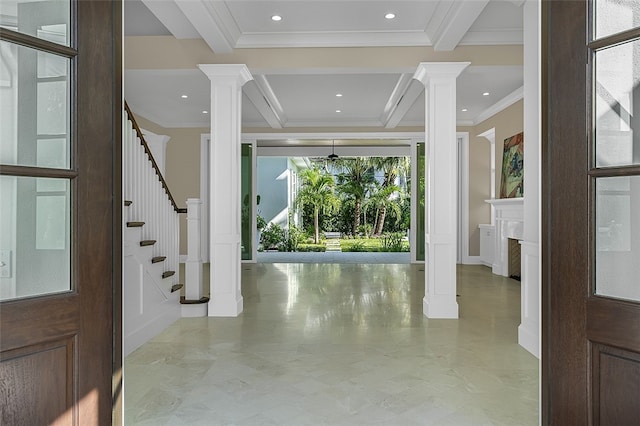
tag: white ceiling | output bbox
[124,0,525,130]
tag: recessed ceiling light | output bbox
[202,110,208,114]
[336,93,343,97]
[482,92,490,96]
[181,95,188,99]
[336,110,341,113]
[462,108,468,112]
[271,15,282,21]
[385,13,396,19]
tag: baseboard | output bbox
[423,296,459,319]
[518,323,540,359]
[124,303,180,357]
[462,255,482,265]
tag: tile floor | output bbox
[124,264,539,425]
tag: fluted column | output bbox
[414,62,469,318]
[199,64,253,317]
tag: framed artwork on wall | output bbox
[499,132,524,198]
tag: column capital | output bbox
[477,127,496,144]
[413,62,470,84]
[198,64,254,86]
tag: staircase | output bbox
[123,103,186,356]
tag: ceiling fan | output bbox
[327,139,339,161]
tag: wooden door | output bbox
[0,1,121,424]
[544,0,640,423]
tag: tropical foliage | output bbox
[295,167,341,244]
[295,156,411,244]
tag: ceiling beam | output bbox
[243,76,285,129]
[141,0,199,39]
[429,0,490,51]
[174,0,238,54]
[381,75,424,129]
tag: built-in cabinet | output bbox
[479,224,495,267]
[483,198,524,277]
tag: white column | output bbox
[519,0,541,358]
[199,64,253,317]
[185,198,203,301]
[414,62,469,319]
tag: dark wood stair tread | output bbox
[162,271,175,279]
[124,200,132,206]
[139,240,156,247]
[180,296,210,304]
[127,221,144,227]
[151,256,166,264]
[171,284,184,293]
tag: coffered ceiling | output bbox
[124,0,525,130]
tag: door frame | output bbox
[0,1,122,423]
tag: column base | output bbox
[184,260,203,301]
[182,303,208,317]
[209,294,243,317]
[423,296,458,319]
[519,240,540,358]
[518,322,539,358]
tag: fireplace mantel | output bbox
[486,198,524,276]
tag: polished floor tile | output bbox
[124,264,538,425]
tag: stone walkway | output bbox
[256,251,410,264]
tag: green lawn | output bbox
[339,237,409,252]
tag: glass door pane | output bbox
[0,176,71,300]
[594,39,640,167]
[241,144,253,260]
[0,41,71,169]
[595,176,640,302]
[0,0,70,46]
[416,143,425,261]
[594,0,640,39]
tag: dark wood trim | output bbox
[0,27,77,58]
[543,0,590,423]
[588,166,640,177]
[541,1,550,424]
[0,294,79,351]
[180,296,210,304]
[123,102,185,213]
[589,27,640,51]
[112,0,123,422]
[76,0,118,423]
[587,297,640,353]
[0,165,78,179]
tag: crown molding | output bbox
[235,31,431,49]
[473,86,524,125]
[460,29,524,46]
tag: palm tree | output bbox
[295,168,340,244]
[335,157,375,235]
[370,157,409,235]
[364,184,403,235]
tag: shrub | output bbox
[261,223,286,250]
[298,244,326,252]
[342,240,367,252]
[357,223,373,238]
[256,215,267,231]
[380,232,408,252]
[280,224,304,252]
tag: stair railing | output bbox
[123,102,185,285]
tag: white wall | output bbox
[257,157,289,228]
